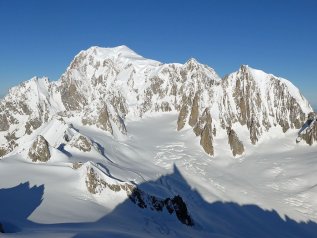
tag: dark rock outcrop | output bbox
[200,124,214,156]
[85,166,193,226]
[177,101,190,131]
[227,128,244,156]
[188,93,199,127]
[301,121,317,145]
[0,114,10,131]
[129,189,194,226]
[25,118,42,135]
[60,77,88,111]
[82,103,127,136]
[97,105,114,133]
[0,140,18,157]
[249,118,260,145]
[193,109,209,136]
[193,109,214,156]
[86,167,100,194]
[296,112,316,145]
[70,135,92,152]
[82,104,113,134]
[0,147,7,157]
[72,162,83,170]
[85,167,134,195]
[28,135,51,162]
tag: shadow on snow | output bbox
[0,182,44,233]
[1,167,317,237]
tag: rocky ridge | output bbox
[298,112,317,145]
[84,163,193,226]
[28,135,51,162]
[0,46,314,159]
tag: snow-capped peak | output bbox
[86,45,142,59]
[0,46,317,238]
[72,45,161,70]
[236,65,311,114]
[0,45,314,160]
[185,58,199,65]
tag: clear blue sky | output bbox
[0,0,316,108]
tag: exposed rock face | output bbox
[70,135,92,152]
[82,103,126,136]
[193,109,214,156]
[59,51,90,111]
[220,65,310,144]
[28,135,51,162]
[176,65,312,154]
[0,140,18,157]
[0,46,314,158]
[86,167,100,194]
[82,104,113,134]
[129,189,194,226]
[249,118,260,145]
[176,64,312,153]
[301,121,317,145]
[5,131,17,141]
[200,124,214,156]
[188,93,199,127]
[25,118,42,135]
[0,77,52,154]
[0,147,7,157]
[193,108,212,136]
[227,128,244,156]
[169,195,193,226]
[72,162,83,170]
[0,114,9,131]
[85,165,193,226]
[177,102,190,131]
[86,166,135,194]
[60,79,87,111]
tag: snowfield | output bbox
[1,112,317,238]
[0,45,316,237]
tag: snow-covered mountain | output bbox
[0,45,314,158]
[0,46,317,237]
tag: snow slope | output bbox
[0,46,313,157]
[0,46,316,237]
[1,113,317,237]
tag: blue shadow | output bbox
[0,182,44,233]
[1,168,317,237]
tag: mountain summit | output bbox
[0,46,317,237]
[0,46,314,158]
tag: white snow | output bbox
[0,46,316,237]
[0,113,317,237]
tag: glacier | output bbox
[0,46,316,237]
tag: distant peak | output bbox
[239,64,250,71]
[186,58,199,65]
[84,45,137,56]
[73,45,157,65]
[184,58,201,71]
[239,65,272,75]
[238,65,264,76]
[115,45,133,51]
[110,45,138,54]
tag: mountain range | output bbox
[0,46,316,237]
[0,45,315,158]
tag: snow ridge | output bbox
[0,46,314,158]
[0,46,316,238]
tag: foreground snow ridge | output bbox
[0,46,317,237]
